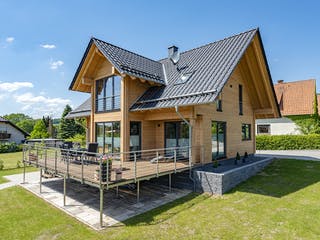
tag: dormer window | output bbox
[95,75,121,113]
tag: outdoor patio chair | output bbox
[84,142,99,164]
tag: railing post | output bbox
[106,155,109,189]
[54,149,57,174]
[81,153,84,184]
[44,148,47,172]
[63,174,66,206]
[189,146,192,169]
[39,168,42,193]
[134,152,137,183]
[100,185,104,228]
[156,151,159,177]
[174,149,177,174]
[67,150,70,178]
[36,147,39,167]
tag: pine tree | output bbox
[59,105,85,139]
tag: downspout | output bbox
[175,105,195,191]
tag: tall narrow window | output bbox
[242,123,251,140]
[239,84,243,115]
[216,93,222,112]
[95,76,121,113]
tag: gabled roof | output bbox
[69,38,166,90]
[0,116,30,136]
[274,79,316,116]
[65,98,91,119]
[130,29,258,110]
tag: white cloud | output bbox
[0,81,33,92]
[50,60,64,70]
[14,92,71,118]
[6,37,14,43]
[41,44,56,49]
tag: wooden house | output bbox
[68,28,280,163]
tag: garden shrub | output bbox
[256,134,320,150]
[0,142,22,153]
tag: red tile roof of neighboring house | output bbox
[274,79,316,116]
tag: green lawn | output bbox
[1,159,320,239]
[0,167,38,184]
[0,151,24,169]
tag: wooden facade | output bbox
[70,35,279,164]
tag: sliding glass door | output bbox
[165,121,189,157]
[96,122,120,154]
[211,121,226,160]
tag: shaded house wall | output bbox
[0,122,27,144]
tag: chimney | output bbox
[168,45,179,64]
[277,80,284,84]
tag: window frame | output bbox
[239,84,243,115]
[95,121,121,153]
[241,123,251,141]
[95,75,121,113]
[216,93,222,112]
[257,124,271,135]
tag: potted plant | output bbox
[213,158,218,168]
[100,155,112,182]
[235,152,240,165]
[243,152,248,163]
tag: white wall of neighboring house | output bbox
[0,122,26,144]
[256,117,301,135]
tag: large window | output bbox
[239,84,243,115]
[257,124,270,135]
[95,75,121,113]
[96,122,120,153]
[242,123,251,141]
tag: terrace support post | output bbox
[156,151,159,177]
[169,173,172,192]
[63,174,66,206]
[67,151,70,178]
[36,147,39,167]
[100,185,104,228]
[134,152,137,183]
[39,168,42,193]
[137,180,140,203]
[174,149,177,173]
[116,186,119,197]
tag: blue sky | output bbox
[1,0,320,118]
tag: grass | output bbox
[0,151,24,169]
[0,151,38,183]
[1,159,320,239]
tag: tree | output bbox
[16,119,36,133]
[59,105,85,139]
[30,120,49,139]
[3,113,32,124]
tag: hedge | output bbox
[256,134,320,150]
[0,142,23,153]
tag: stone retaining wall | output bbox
[193,157,274,195]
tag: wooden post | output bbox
[63,175,66,206]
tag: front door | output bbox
[165,121,189,157]
[130,121,141,152]
[211,121,226,159]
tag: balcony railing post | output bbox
[44,148,47,172]
[67,150,70,178]
[156,151,159,177]
[54,149,57,174]
[134,152,137,182]
[36,147,39,167]
[81,153,84,184]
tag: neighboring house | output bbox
[68,28,280,163]
[256,79,317,135]
[0,117,30,144]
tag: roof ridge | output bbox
[92,37,162,66]
[158,28,258,62]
